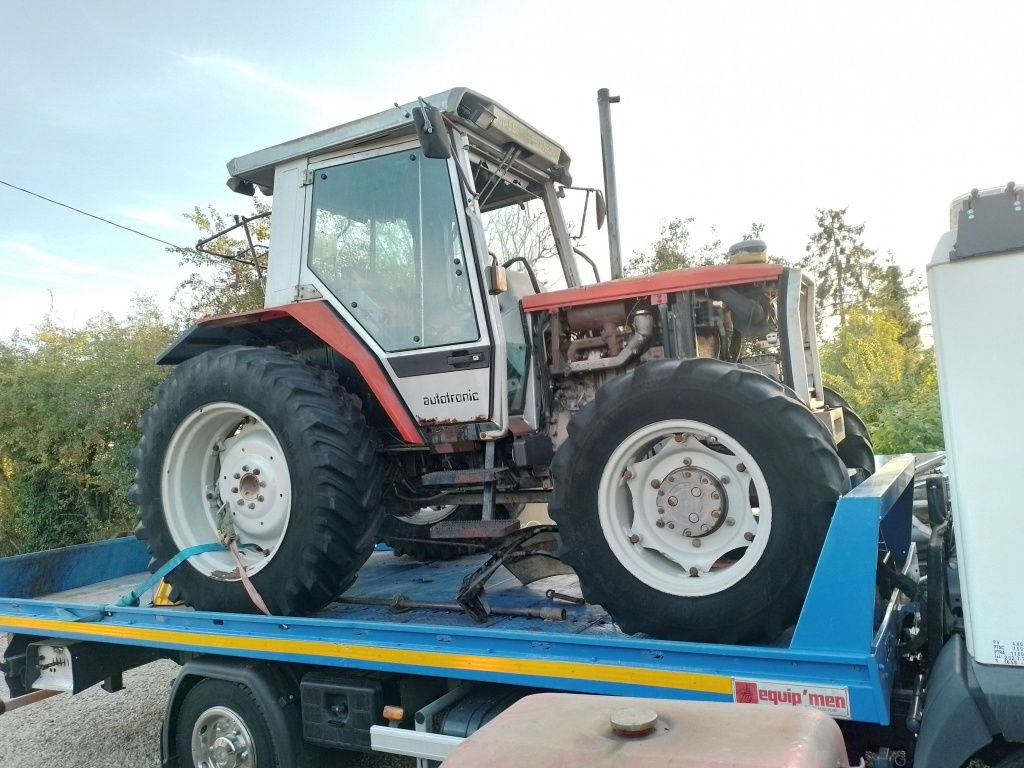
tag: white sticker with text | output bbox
[732,678,851,719]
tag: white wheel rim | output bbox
[161,402,292,579]
[191,705,256,768]
[402,504,459,526]
[598,419,772,597]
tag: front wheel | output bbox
[551,358,849,643]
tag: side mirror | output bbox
[595,190,607,230]
[412,105,451,159]
[487,264,508,295]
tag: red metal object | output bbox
[521,263,784,313]
[194,301,423,444]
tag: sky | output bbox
[2,1,1022,339]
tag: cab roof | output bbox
[226,87,572,193]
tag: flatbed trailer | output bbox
[0,455,917,766]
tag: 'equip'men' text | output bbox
[423,390,481,406]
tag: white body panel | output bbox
[265,159,307,307]
[398,368,492,423]
[929,234,1024,666]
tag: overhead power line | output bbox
[0,177,192,253]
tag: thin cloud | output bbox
[0,240,105,277]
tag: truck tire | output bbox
[381,504,519,561]
[823,386,875,480]
[550,358,849,643]
[175,679,289,768]
[132,346,383,615]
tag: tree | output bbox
[820,308,942,453]
[0,298,175,555]
[868,257,922,349]
[173,198,270,320]
[801,208,880,331]
[626,218,765,276]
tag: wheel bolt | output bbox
[656,519,666,528]
[628,533,641,544]
[657,490,665,497]
[666,475,675,483]
[257,495,264,502]
[233,472,241,479]
[667,522,675,530]
[667,496,678,507]
[682,528,691,536]
[205,492,214,500]
[689,567,699,577]
[623,469,634,481]
[688,513,699,523]
[237,499,245,506]
[744,532,755,542]
[259,481,267,488]
[711,510,721,519]
[683,471,692,479]
[650,479,661,489]
[700,523,710,533]
[231,487,239,494]
[726,518,735,526]
[711,491,720,500]
[690,487,701,497]
[248,503,256,510]
[736,463,747,472]
[692,539,702,548]
[682,458,692,466]
[720,476,730,485]
[253,468,260,476]
[242,465,250,472]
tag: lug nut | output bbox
[683,471,692,479]
[726,518,735,526]
[711,491,720,500]
[744,532,755,542]
[656,519,666,528]
[231,487,239,494]
[667,496,678,507]
[720,476,730,485]
[259,481,267,488]
[692,539,702,548]
[253,468,260,475]
[623,469,634,481]
[257,495,265,502]
[700,524,710,533]
[629,534,641,544]
[657,490,665,497]
[736,463,747,472]
[666,475,675,483]
[682,458,692,466]
[682,528,691,536]
[650,479,661,489]
[667,522,676,530]
[688,513,699,523]
[237,499,245,506]
[233,472,241,479]
[690,487,701,497]
[711,510,721,519]
[205,492,214,500]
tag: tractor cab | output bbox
[223,88,582,441]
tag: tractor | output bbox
[132,88,873,643]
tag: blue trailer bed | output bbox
[0,455,916,726]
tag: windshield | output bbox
[307,150,479,352]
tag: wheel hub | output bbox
[191,706,255,768]
[654,466,727,537]
[211,734,245,768]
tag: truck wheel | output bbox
[132,346,383,615]
[823,386,875,480]
[551,358,849,643]
[381,504,519,561]
[176,679,281,767]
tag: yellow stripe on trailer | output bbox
[0,614,731,695]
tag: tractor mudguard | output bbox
[157,300,422,444]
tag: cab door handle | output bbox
[447,352,483,367]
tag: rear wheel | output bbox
[551,358,849,643]
[131,346,383,615]
[823,386,875,480]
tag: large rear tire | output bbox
[823,386,875,480]
[551,358,849,643]
[131,346,383,615]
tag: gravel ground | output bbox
[0,634,411,767]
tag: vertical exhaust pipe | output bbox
[597,88,623,280]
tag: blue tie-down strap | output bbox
[116,542,227,608]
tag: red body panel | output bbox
[521,263,784,313]
[195,301,423,444]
